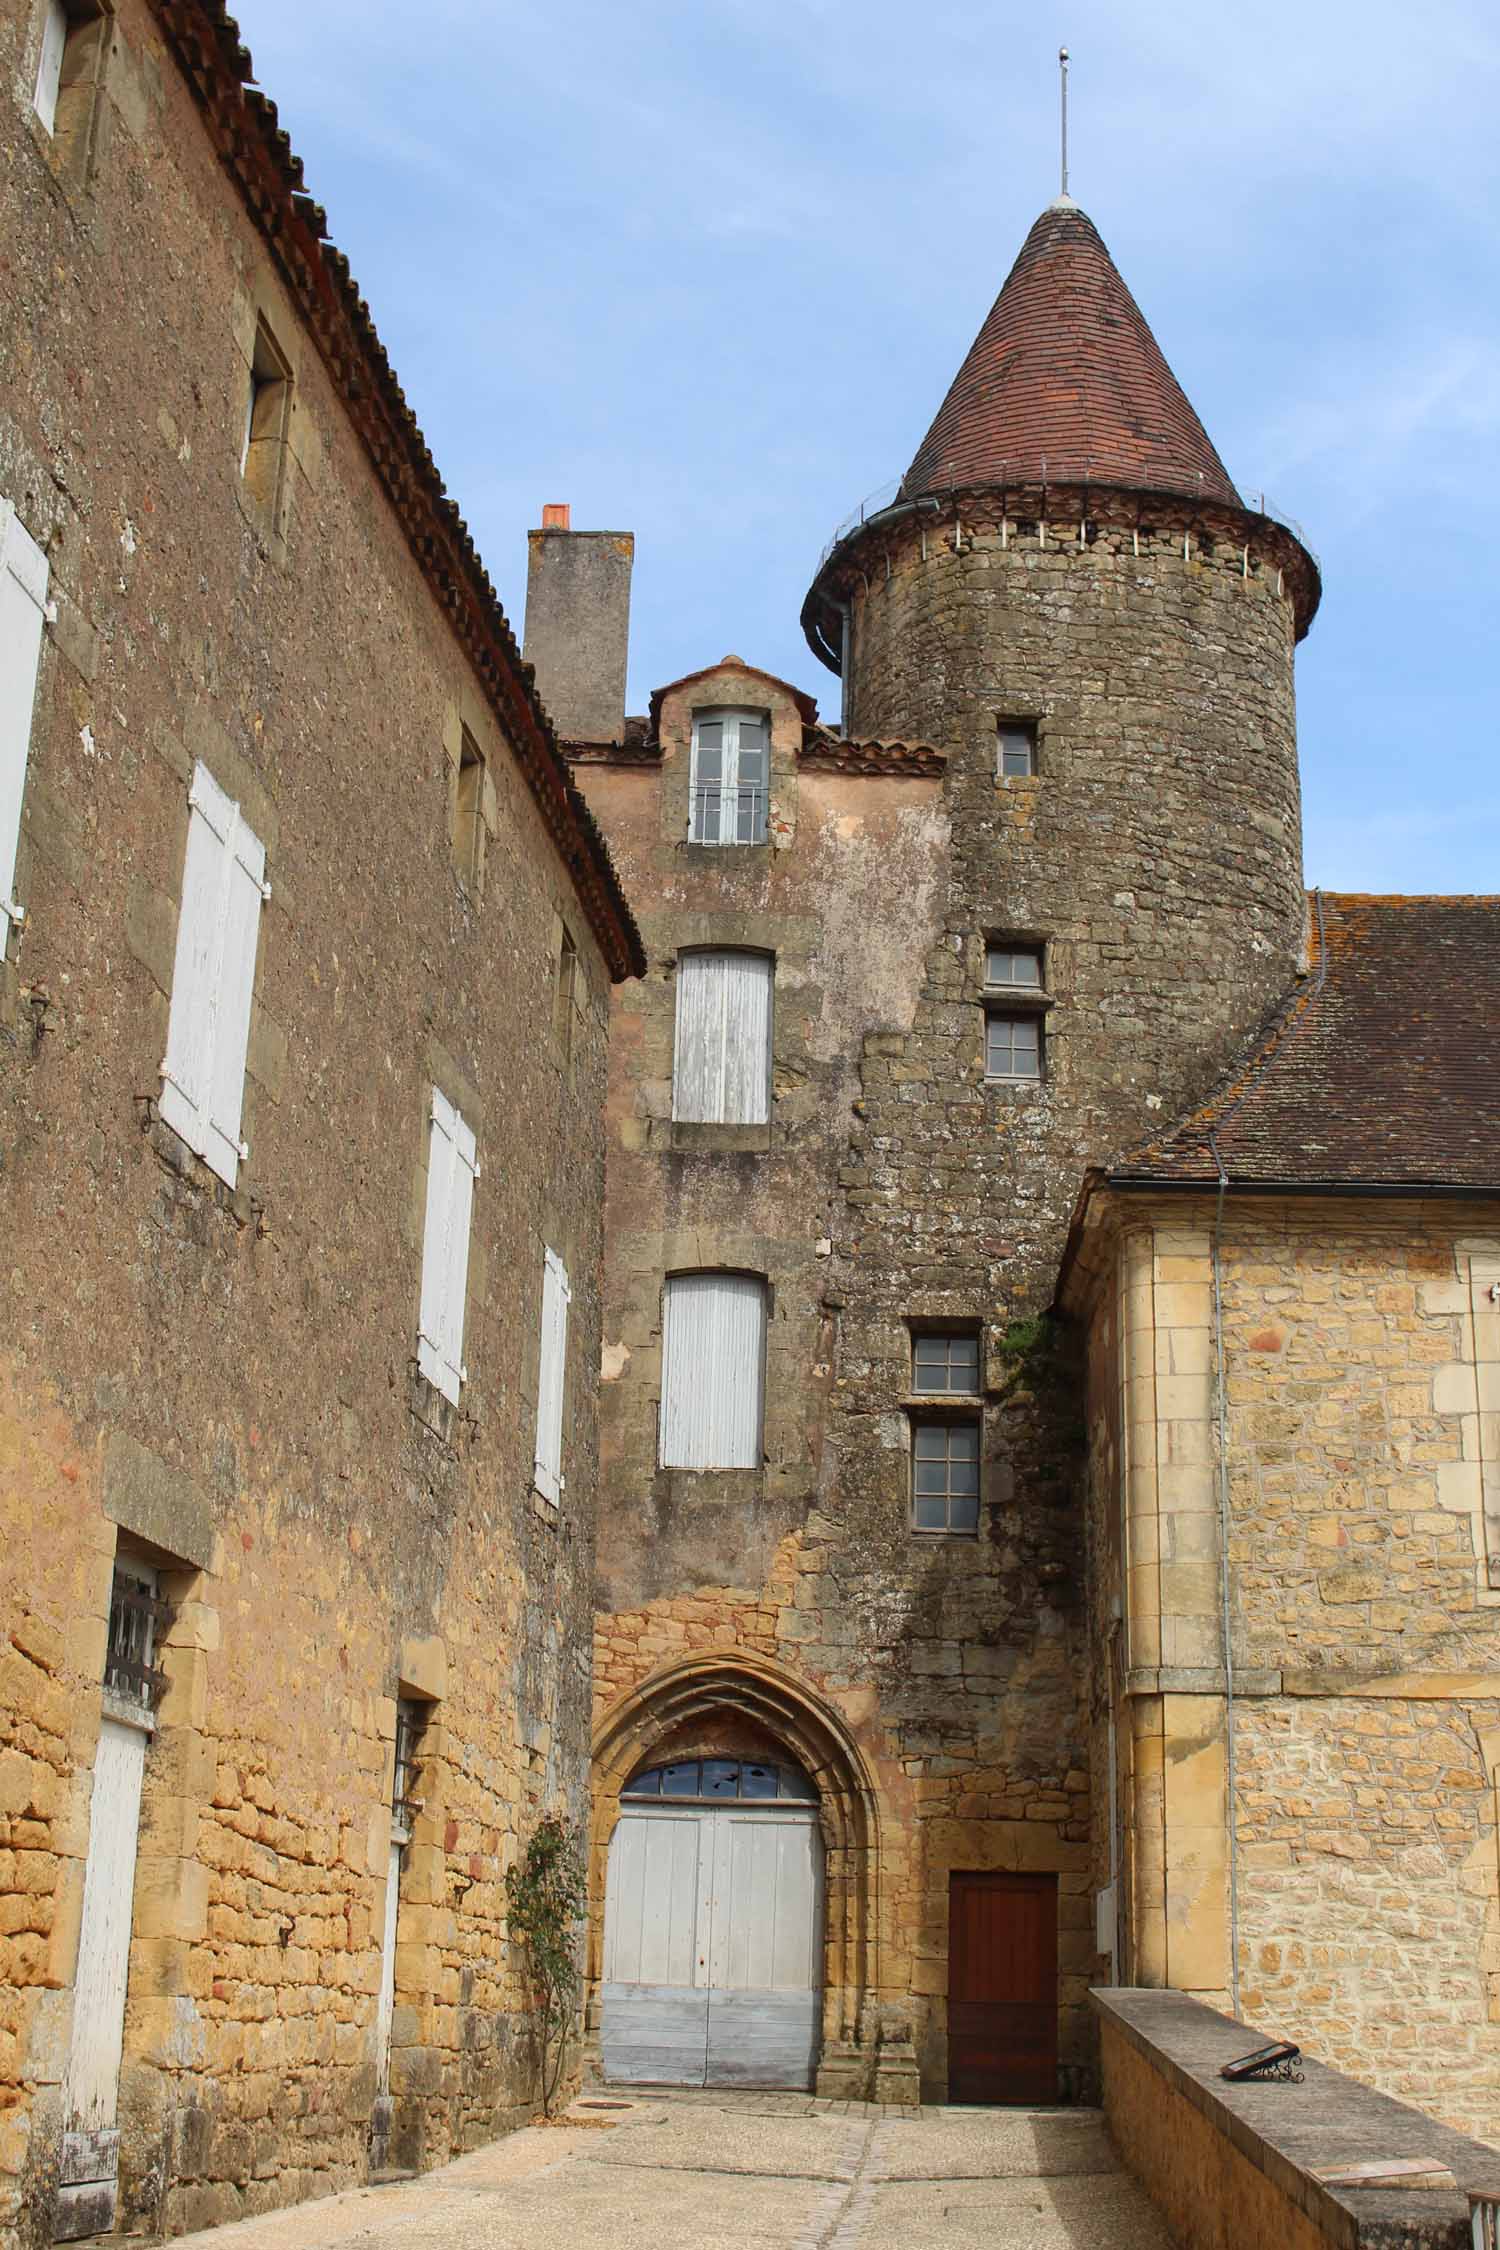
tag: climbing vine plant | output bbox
[504,1815,588,2117]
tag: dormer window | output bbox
[689,709,768,845]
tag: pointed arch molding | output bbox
[588,1652,884,2084]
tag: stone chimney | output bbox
[523,506,634,747]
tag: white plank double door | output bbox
[602,1803,822,2089]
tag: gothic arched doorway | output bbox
[589,1654,881,2098]
[601,1751,823,2087]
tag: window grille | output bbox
[392,1700,427,1834]
[623,1757,815,1802]
[912,1332,980,1396]
[104,1566,169,1714]
[912,1420,981,1533]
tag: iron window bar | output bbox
[690,784,768,846]
[104,1573,170,1713]
[392,1700,427,1834]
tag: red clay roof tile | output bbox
[1113,894,1500,1191]
[903,200,1240,508]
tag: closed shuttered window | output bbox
[673,950,772,1124]
[159,762,270,1188]
[417,1088,478,1405]
[659,1272,767,1469]
[533,1247,571,1502]
[0,501,48,947]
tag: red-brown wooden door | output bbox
[947,1870,1058,2104]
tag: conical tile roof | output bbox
[902,199,1239,507]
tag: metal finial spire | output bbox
[1059,47,1070,200]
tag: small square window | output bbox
[998,720,1037,779]
[451,726,488,893]
[985,946,1043,991]
[912,1332,980,1396]
[911,1420,980,1534]
[241,318,292,524]
[986,1012,1041,1083]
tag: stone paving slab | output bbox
[156,2092,1176,2250]
[869,2108,1121,2180]
[578,2104,864,2180]
[858,2173,1178,2249]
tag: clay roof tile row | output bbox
[1113,894,1500,1192]
[146,0,644,980]
[903,200,1240,510]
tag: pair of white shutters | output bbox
[0,501,50,941]
[159,764,269,1190]
[660,1272,767,1469]
[418,1089,479,1406]
[673,951,772,1125]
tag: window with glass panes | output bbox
[998,720,1037,778]
[912,1332,980,1396]
[690,709,769,844]
[985,1012,1041,1081]
[985,946,1042,991]
[912,1421,980,1533]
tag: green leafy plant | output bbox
[504,1815,588,2116]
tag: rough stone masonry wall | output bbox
[1075,1194,1500,2146]
[1220,1197,1500,2144]
[0,3,611,2239]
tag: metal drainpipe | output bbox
[1209,1126,1241,2017]
[837,603,852,736]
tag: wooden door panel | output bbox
[948,1871,1058,2104]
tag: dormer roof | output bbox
[902,198,1240,508]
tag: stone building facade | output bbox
[1,2,640,2243]
[549,204,1500,2127]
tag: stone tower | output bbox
[802,196,1321,1233]
[573,196,1327,2107]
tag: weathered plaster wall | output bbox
[0,2,613,2238]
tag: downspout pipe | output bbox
[1208,1127,1241,2017]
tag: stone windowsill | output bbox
[668,1119,773,1155]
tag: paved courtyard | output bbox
[162,2091,1174,2249]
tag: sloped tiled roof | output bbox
[1113,895,1500,1191]
[145,0,644,979]
[903,199,1240,508]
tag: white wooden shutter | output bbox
[159,762,268,1188]
[659,1273,767,1469]
[417,1087,477,1406]
[673,952,771,1125]
[533,1247,571,1502]
[34,0,67,133]
[0,501,50,939]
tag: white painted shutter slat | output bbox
[721,953,771,1125]
[660,1273,766,1469]
[203,811,265,1184]
[34,0,67,134]
[159,764,265,1189]
[0,503,50,932]
[672,952,721,1122]
[533,1248,570,1501]
[418,1089,474,1405]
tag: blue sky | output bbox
[233,0,1499,894]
